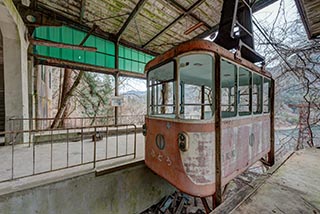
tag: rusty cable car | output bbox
[143,0,275,204]
[143,39,275,198]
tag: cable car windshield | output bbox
[147,53,214,120]
[148,61,175,118]
[179,54,214,120]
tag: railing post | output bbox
[134,125,137,159]
[67,128,69,167]
[81,127,84,164]
[93,127,97,168]
[11,131,15,179]
[33,130,35,175]
[28,128,31,147]
[50,129,53,171]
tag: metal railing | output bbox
[0,124,139,183]
[8,115,145,131]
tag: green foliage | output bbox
[75,72,114,119]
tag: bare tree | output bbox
[254,1,320,149]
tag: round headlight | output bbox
[178,132,189,152]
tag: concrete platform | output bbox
[213,148,320,214]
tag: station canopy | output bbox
[17,0,280,53]
[14,0,281,76]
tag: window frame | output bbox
[147,60,177,118]
[263,77,271,114]
[238,67,252,116]
[252,72,263,115]
[220,58,238,118]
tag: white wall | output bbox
[0,0,29,135]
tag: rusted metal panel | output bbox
[145,114,271,198]
[220,118,270,185]
[145,117,216,197]
[180,132,215,184]
[221,127,237,178]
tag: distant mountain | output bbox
[122,90,146,97]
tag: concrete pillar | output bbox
[0,0,29,142]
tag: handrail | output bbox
[0,123,140,183]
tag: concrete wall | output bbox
[0,163,174,214]
[0,0,29,134]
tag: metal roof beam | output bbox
[165,0,211,29]
[30,38,97,52]
[252,0,279,12]
[142,0,206,48]
[34,54,146,79]
[79,24,97,46]
[116,0,147,41]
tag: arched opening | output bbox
[0,29,4,133]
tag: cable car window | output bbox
[263,78,271,113]
[221,60,237,118]
[238,68,251,116]
[179,54,213,120]
[148,61,175,118]
[252,73,263,114]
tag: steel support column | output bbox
[114,42,120,125]
[214,53,222,206]
[268,79,275,165]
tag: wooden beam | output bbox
[30,38,97,52]
[142,0,206,48]
[116,0,147,41]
